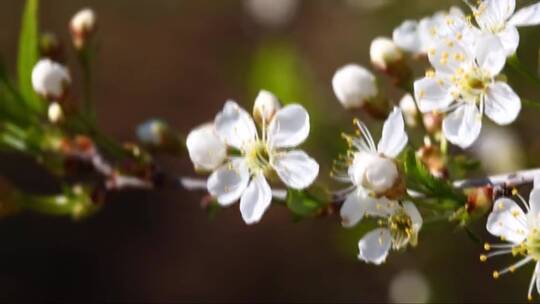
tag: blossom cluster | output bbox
[181,0,540,300]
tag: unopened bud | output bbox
[31,59,71,101]
[253,90,281,124]
[370,37,411,85]
[332,64,378,109]
[465,186,493,217]
[70,8,97,49]
[370,37,403,70]
[136,119,168,146]
[416,144,447,178]
[423,112,443,134]
[186,123,227,172]
[399,93,418,127]
[48,102,64,124]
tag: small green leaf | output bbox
[17,0,44,113]
[286,186,330,218]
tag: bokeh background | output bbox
[1,0,540,302]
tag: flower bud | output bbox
[253,90,281,124]
[416,144,447,178]
[422,112,443,134]
[48,102,64,124]
[186,123,227,172]
[31,59,71,101]
[369,37,403,71]
[399,94,418,128]
[352,152,402,196]
[332,64,378,109]
[70,8,97,49]
[465,186,493,217]
[136,119,168,146]
[363,156,399,194]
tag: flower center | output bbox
[526,229,540,260]
[388,210,413,250]
[453,66,490,103]
[245,140,272,174]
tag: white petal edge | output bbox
[414,77,453,113]
[487,197,528,244]
[340,192,366,228]
[475,34,507,76]
[442,104,482,149]
[509,2,540,27]
[267,104,310,148]
[497,26,520,56]
[358,228,392,265]
[377,107,408,158]
[529,188,540,227]
[403,201,423,232]
[207,158,250,206]
[272,150,319,190]
[214,100,257,150]
[239,174,272,225]
[484,82,521,125]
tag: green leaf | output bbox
[286,186,330,219]
[402,148,466,205]
[17,0,44,113]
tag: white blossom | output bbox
[335,108,408,228]
[332,64,378,109]
[31,59,71,100]
[206,97,319,225]
[414,34,521,148]
[483,177,540,301]
[369,37,403,70]
[186,123,227,172]
[357,201,422,264]
[468,0,540,56]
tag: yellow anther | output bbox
[492,271,500,279]
[480,254,487,262]
[484,243,491,251]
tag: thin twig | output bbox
[453,168,540,189]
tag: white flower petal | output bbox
[487,198,528,244]
[186,123,227,171]
[377,107,408,158]
[485,82,521,125]
[272,150,319,190]
[358,228,392,265]
[340,191,397,227]
[535,175,540,189]
[413,77,453,113]
[497,26,520,56]
[214,101,257,150]
[340,192,367,228]
[475,34,507,75]
[536,262,540,295]
[475,0,515,29]
[267,104,310,148]
[442,104,482,149]
[509,2,540,27]
[392,20,421,54]
[207,158,250,206]
[239,174,272,225]
[403,201,423,232]
[428,40,472,74]
[529,188,540,226]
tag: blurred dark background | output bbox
[1,0,540,302]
